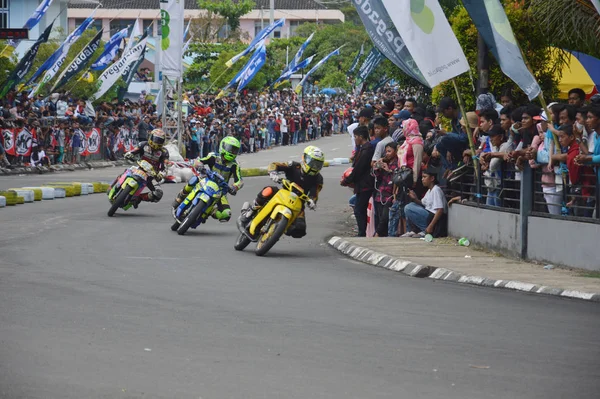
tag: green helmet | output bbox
[219,136,241,162]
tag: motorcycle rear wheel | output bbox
[255,215,288,257]
[107,189,129,217]
[177,200,205,236]
[170,220,180,231]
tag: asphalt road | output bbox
[1,135,599,399]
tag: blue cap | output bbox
[393,110,411,120]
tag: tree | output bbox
[530,0,600,58]
[196,0,255,41]
[433,2,565,110]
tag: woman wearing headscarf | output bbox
[398,118,424,189]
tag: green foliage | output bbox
[433,2,563,109]
[197,0,255,31]
[0,41,17,88]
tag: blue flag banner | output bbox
[285,32,314,74]
[24,0,54,30]
[462,0,541,100]
[91,28,128,70]
[237,43,267,92]
[273,55,315,87]
[352,0,427,86]
[348,43,364,75]
[295,47,342,94]
[356,47,384,85]
[26,11,96,85]
[223,41,266,91]
[226,18,285,67]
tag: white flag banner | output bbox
[381,0,468,87]
[124,18,142,53]
[160,0,184,78]
[91,37,148,100]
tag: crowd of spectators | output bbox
[0,87,382,168]
[342,88,600,238]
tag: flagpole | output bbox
[451,78,480,180]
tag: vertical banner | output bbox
[462,0,541,100]
[91,36,148,100]
[15,128,33,157]
[51,29,104,92]
[237,43,267,92]
[348,43,365,75]
[0,22,54,98]
[356,47,385,86]
[381,0,469,87]
[160,0,185,78]
[352,0,427,86]
[2,129,15,156]
[86,128,101,155]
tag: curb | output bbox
[0,160,125,176]
[328,236,600,303]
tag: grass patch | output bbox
[241,168,269,178]
[580,271,600,279]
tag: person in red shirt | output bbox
[553,124,595,216]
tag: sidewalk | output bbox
[328,236,600,302]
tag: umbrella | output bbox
[552,47,600,99]
[320,88,337,95]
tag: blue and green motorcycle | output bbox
[171,168,235,235]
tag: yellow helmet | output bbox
[148,129,166,150]
[301,146,324,176]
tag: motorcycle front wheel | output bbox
[234,232,251,251]
[107,189,129,217]
[255,215,288,257]
[177,200,206,236]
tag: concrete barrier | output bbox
[0,196,5,207]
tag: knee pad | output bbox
[150,188,163,203]
[289,218,307,238]
[215,208,231,221]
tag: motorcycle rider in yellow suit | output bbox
[238,146,324,238]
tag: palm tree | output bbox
[529,0,600,57]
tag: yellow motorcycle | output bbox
[234,178,312,256]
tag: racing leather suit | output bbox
[174,152,243,221]
[124,141,169,202]
[252,161,323,238]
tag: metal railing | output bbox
[445,159,599,223]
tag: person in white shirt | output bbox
[402,166,448,237]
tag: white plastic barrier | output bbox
[333,158,351,165]
[80,183,94,195]
[24,187,55,200]
[13,189,34,203]
[0,196,5,208]
[53,187,66,198]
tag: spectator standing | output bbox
[138,115,150,142]
[342,126,375,237]
[373,142,400,237]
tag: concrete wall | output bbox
[528,216,600,271]
[448,205,600,271]
[448,205,522,259]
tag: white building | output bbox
[67,0,345,42]
[4,0,70,40]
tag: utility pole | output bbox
[477,33,489,96]
[269,0,274,38]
